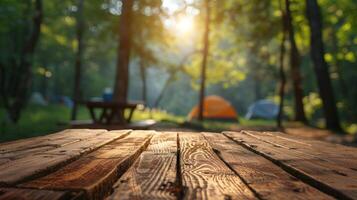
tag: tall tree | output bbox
[198,0,210,121]
[0,0,43,122]
[71,0,85,120]
[113,0,134,123]
[139,59,147,105]
[285,0,307,123]
[306,0,342,131]
[277,0,288,128]
[113,0,134,103]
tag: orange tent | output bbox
[188,95,238,121]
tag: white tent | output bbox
[30,92,47,106]
[245,100,279,119]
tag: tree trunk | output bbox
[306,0,342,132]
[0,0,43,123]
[285,0,307,123]
[113,0,134,103]
[139,60,147,106]
[277,2,288,128]
[253,76,262,101]
[198,0,210,121]
[71,0,85,121]
[112,0,134,123]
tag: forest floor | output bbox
[0,104,356,147]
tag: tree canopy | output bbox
[1,0,356,133]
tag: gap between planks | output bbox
[109,132,334,200]
[20,130,155,200]
[251,130,357,168]
[107,132,180,200]
[178,132,257,200]
[2,131,351,200]
[0,129,131,186]
[202,132,334,200]
[109,132,260,200]
[225,131,357,200]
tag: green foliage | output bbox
[0,104,183,142]
[0,105,79,142]
[303,92,323,120]
[0,0,356,133]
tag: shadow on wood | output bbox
[70,120,156,130]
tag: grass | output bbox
[2,104,353,143]
[0,105,273,142]
[131,108,185,124]
[184,118,276,132]
[0,104,286,142]
[0,104,183,142]
[1,105,85,142]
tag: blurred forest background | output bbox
[0,0,357,141]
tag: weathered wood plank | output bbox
[108,132,178,200]
[0,130,130,185]
[179,133,257,200]
[43,130,131,157]
[225,131,357,200]
[0,129,108,160]
[203,132,334,200]
[0,158,10,165]
[0,146,59,160]
[0,187,76,200]
[0,129,106,152]
[250,131,357,168]
[21,131,154,200]
[259,131,355,151]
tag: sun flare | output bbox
[176,16,194,34]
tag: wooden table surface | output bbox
[0,129,356,200]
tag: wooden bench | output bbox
[0,129,356,200]
[86,101,140,124]
[71,101,156,130]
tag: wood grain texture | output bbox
[0,187,76,200]
[203,132,334,200]
[43,130,131,157]
[243,130,357,179]
[108,132,178,200]
[0,130,130,185]
[0,158,10,165]
[179,133,257,200]
[2,130,355,199]
[250,131,357,168]
[21,131,154,200]
[225,131,357,200]
[0,129,106,151]
[0,129,108,160]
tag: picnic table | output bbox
[0,129,356,200]
[86,101,140,124]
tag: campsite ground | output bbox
[0,105,183,142]
[1,105,356,146]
